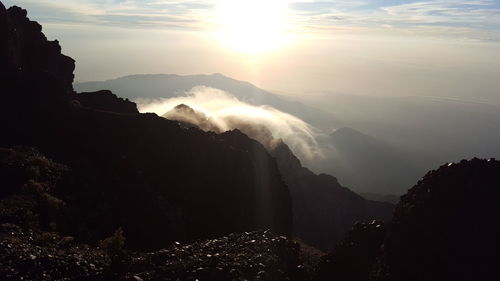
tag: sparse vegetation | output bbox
[98,227,126,258]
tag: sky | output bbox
[4,0,500,101]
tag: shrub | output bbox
[98,227,126,258]
[24,179,44,194]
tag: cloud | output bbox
[4,0,499,42]
[2,0,214,30]
[381,1,500,25]
[287,0,500,40]
[136,86,323,161]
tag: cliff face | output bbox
[0,4,75,146]
[0,4,291,249]
[0,5,75,98]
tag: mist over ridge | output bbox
[138,86,324,162]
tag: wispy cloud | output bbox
[288,0,500,40]
[3,0,215,29]
[3,0,500,39]
[137,86,323,161]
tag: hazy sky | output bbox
[4,0,500,101]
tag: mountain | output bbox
[4,3,500,281]
[0,3,291,251]
[164,104,394,251]
[371,158,500,281]
[76,70,500,197]
[314,127,426,195]
[74,73,339,131]
[74,73,441,197]
[306,93,500,167]
[316,220,387,281]
[270,142,394,251]
[317,158,500,281]
[0,146,310,281]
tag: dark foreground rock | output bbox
[0,223,108,281]
[0,225,310,281]
[318,158,500,281]
[315,220,386,281]
[270,142,394,251]
[118,230,310,281]
[371,158,500,281]
[0,147,309,281]
[75,90,139,114]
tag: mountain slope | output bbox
[317,158,500,281]
[315,127,425,195]
[270,142,393,251]
[371,158,500,281]
[164,104,394,251]
[0,3,291,250]
[0,147,308,281]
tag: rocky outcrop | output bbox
[164,104,220,131]
[1,224,308,281]
[75,90,139,114]
[316,158,500,281]
[315,220,386,281]
[119,230,311,281]
[0,3,292,250]
[370,158,500,281]
[0,4,76,146]
[0,5,75,100]
[0,146,305,280]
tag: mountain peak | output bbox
[331,127,369,138]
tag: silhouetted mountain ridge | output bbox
[75,73,339,131]
[270,142,393,251]
[318,158,500,281]
[163,104,394,251]
[0,3,291,250]
[319,127,423,194]
[75,90,139,114]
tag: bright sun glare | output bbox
[215,0,290,54]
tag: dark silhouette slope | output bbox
[270,143,393,251]
[318,158,500,281]
[163,104,394,251]
[75,90,139,114]
[371,158,500,281]
[0,3,291,250]
[316,221,386,281]
[0,147,308,280]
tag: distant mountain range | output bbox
[314,127,427,195]
[76,73,500,196]
[75,73,339,132]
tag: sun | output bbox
[214,0,290,54]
